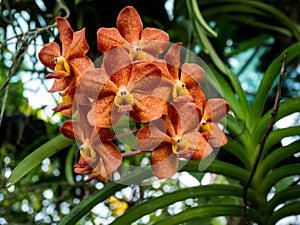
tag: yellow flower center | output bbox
[114,87,135,110]
[200,119,211,133]
[54,56,70,76]
[172,136,190,154]
[172,80,189,101]
[80,140,97,162]
[129,44,147,61]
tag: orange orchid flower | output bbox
[198,98,230,147]
[136,103,213,179]
[38,17,92,116]
[163,43,207,107]
[97,6,169,60]
[60,105,122,182]
[79,48,173,128]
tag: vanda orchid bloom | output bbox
[60,105,122,182]
[198,98,230,147]
[97,6,169,60]
[136,103,214,179]
[163,43,207,108]
[80,48,172,128]
[38,17,92,116]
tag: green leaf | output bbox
[268,201,300,225]
[255,140,300,184]
[250,42,300,130]
[111,185,243,225]
[188,0,217,38]
[263,126,300,154]
[58,167,153,225]
[266,185,300,215]
[261,164,300,195]
[152,205,260,225]
[252,97,300,149]
[182,160,249,183]
[7,134,73,186]
[225,34,272,58]
[223,136,252,169]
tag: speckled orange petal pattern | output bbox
[117,6,143,43]
[203,99,230,122]
[140,28,169,55]
[88,94,115,128]
[66,28,89,59]
[181,133,213,160]
[131,96,167,123]
[56,17,74,56]
[165,43,182,80]
[95,142,122,175]
[38,42,61,70]
[206,123,228,147]
[48,77,71,93]
[60,120,84,142]
[151,144,178,179]
[97,28,128,53]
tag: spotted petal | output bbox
[117,6,143,43]
[140,28,169,55]
[38,42,61,70]
[151,144,178,179]
[97,28,128,53]
[56,17,74,56]
[203,99,230,122]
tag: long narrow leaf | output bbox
[255,140,300,185]
[152,205,261,225]
[263,126,300,154]
[252,97,300,149]
[111,184,243,225]
[268,201,300,225]
[266,185,300,215]
[261,164,300,195]
[7,134,73,186]
[250,42,300,129]
[58,167,153,225]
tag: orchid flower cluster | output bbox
[38,6,230,181]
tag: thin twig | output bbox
[242,52,288,224]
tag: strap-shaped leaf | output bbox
[263,126,300,154]
[7,134,73,186]
[111,184,243,225]
[266,185,300,215]
[252,97,300,148]
[152,205,261,225]
[268,201,300,225]
[261,164,300,195]
[58,167,153,225]
[250,42,300,129]
[255,140,300,185]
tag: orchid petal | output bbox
[136,124,170,151]
[151,144,178,179]
[80,68,117,100]
[131,97,167,123]
[88,95,115,128]
[140,28,169,55]
[203,99,230,122]
[165,43,181,80]
[206,123,228,147]
[97,28,128,53]
[38,42,61,70]
[56,17,74,56]
[117,6,143,43]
